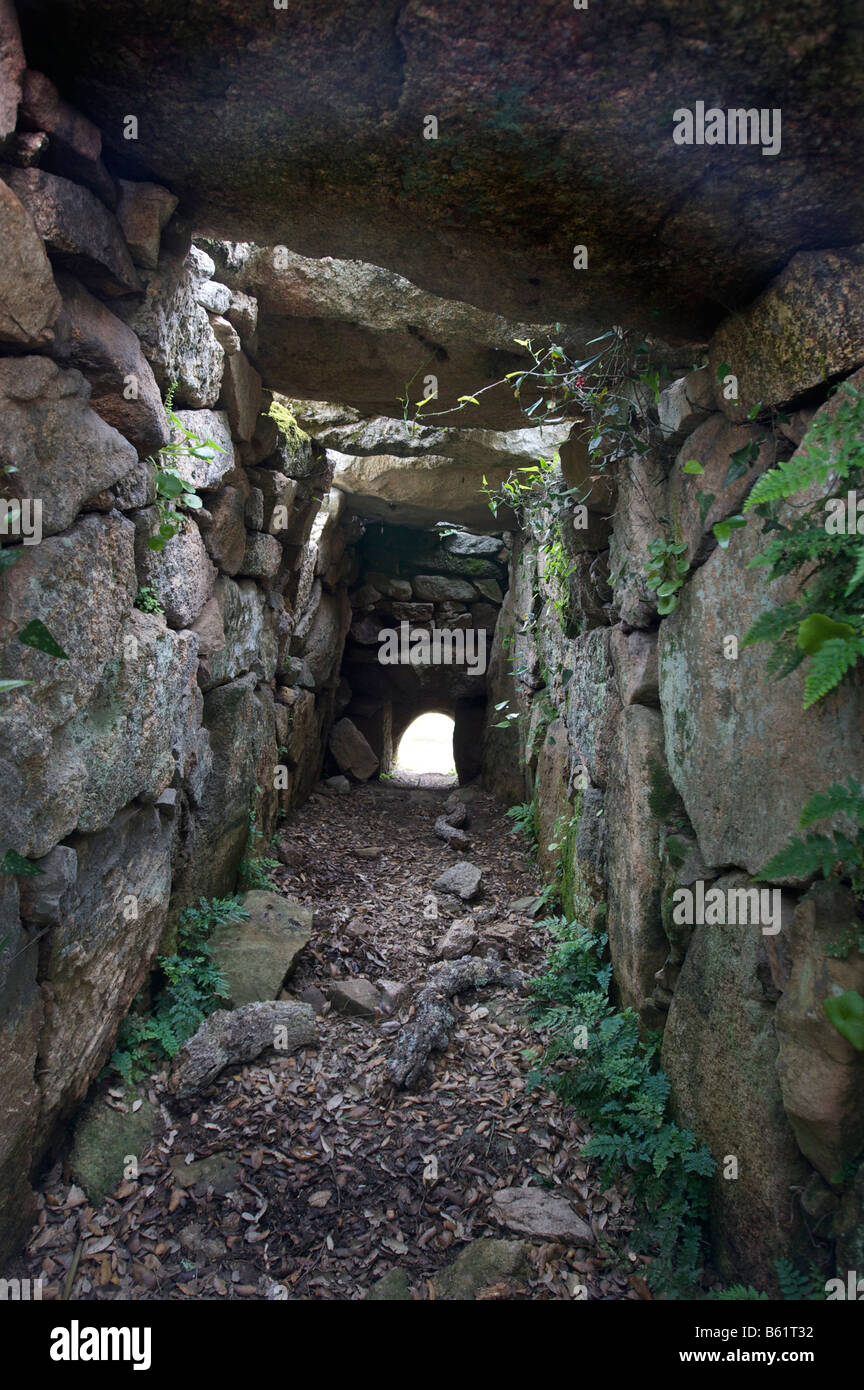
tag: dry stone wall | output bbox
[483,246,864,1287]
[0,7,355,1261]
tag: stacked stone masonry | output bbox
[482,248,864,1287]
[0,8,359,1260]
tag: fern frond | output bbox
[741,602,801,647]
[745,384,864,511]
[846,544,864,596]
[803,636,864,708]
[756,831,840,883]
[799,777,864,827]
[744,454,829,509]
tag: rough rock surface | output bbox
[133,512,216,629]
[774,884,864,1183]
[18,67,115,205]
[238,530,281,582]
[432,862,482,902]
[329,717,379,781]
[6,166,139,297]
[709,246,864,420]
[118,249,224,407]
[326,978,380,1018]
[604,706,667,1024]
[433,1238,528,1299]
[198,575,278,692]
[0,0,24,140]
[0,355,136,535]
[661,889,811,1286]
[169,408,235,489]
[659,519,864,875]
[175,673,277,902]
[0,878,41,1263]
[198,486,247,575]
[333,449,516,530]
[435,919,477,960]
[54,271,169,453]
[55,611,202,834]
[70,1094,159,1206]
[0,174,61,345]
[115,178,178,270]
[0,511,136,858]
[20,1,863,340]
[220,348,261,441]
[37,803,174,1139]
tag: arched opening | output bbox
[391,713,457,787]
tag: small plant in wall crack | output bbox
[405,325,666,469]
[756,777,864,897]
[492,699,520,731]
[134,584,164,615]
[144,382,226,553]
[239,795,280,890]
[644,536,690,615]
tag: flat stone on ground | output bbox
[210,890,313,1006]
[170,1152,238,1194]
[70,1094,159,1206]
[433,1238,528,1299]
[491,1187,595,1244]
[362,1267,412,1300]
[326,978,380,1018]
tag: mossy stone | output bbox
[70,1093,159,1205]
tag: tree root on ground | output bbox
[387,954,523,1090]
[168,1001,317,1097]
[434,815,470,848]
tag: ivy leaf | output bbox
[823,990,864,1051]
[0,849,45,876]
[696,490,716,525]
[682,459,704,475]
[712,515,747,549]
[723,439,761,487]
[716,360,730,383]
[0,548,22,571]
[16,620,68,659]
[156,470,186,499]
